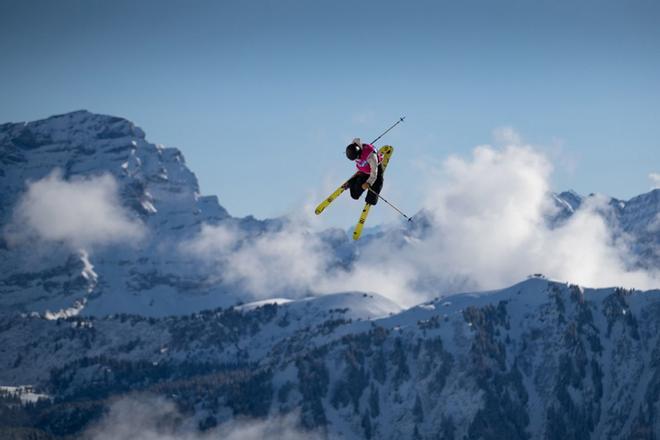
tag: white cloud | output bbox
[183,132,659,307]
[5,169,145,249]
[182,222,241,256]
[86,395,319,440]
[650,172,660,189]
[325,140,659,303]
[440,145,648,288]
[181,221,331,298]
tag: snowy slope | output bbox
[1,278,660,439]
[0,291,398,385]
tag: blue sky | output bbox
[1,0,659,227]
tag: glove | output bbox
[361,182,370,190]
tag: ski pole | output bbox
[370,116,405,145]
[368,188,413,222]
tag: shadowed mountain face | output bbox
[1,279,660,439]
[0,111,659,439]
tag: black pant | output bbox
[348,165,384,205]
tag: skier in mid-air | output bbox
[314,117,408,240]
[343,138,384,206]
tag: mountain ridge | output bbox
[1,278,659,438]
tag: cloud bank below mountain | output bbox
[86,395,320,440]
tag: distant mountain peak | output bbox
[0,110,237,317]
[554,190,583,212]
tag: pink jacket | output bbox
[354,142,382,186]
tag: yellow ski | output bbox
[315,182,348,215]
[315,146,394,216]
[379,145,394,170]
[352,146,394,240]
[315,145,394,239]
[353,204,371,240]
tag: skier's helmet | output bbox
[346,143,361,161]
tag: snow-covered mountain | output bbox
[1,111,659,439]
[1,278,660,439]
[0,111,293,317]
